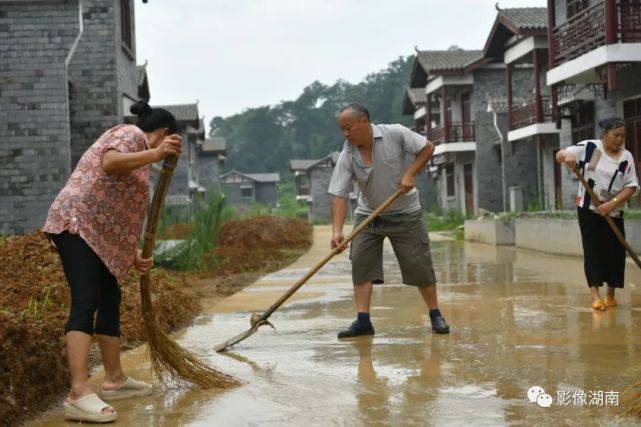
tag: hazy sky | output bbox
[135,0,546,127]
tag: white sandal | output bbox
[64,393,117,423]
[99,376,153,401]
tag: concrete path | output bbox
[32,225,641,426]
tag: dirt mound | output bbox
[212,216,312,275]
[0,216,313,425]
[158,222,193,240]
[219,215,311,249]
[0,231,199,426]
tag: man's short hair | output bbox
[339,103,370,121]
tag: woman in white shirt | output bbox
[556,117,639,311]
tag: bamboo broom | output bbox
[139,154,239,388]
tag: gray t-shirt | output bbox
[328,123,427,215]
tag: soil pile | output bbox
[0,231,198,426]
[212,216,312,275]
[0,216,312,425]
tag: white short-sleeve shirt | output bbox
[327,123,427,215]
[566,139,639,216]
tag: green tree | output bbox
[211,55,415,175]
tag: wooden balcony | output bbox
[551,0,641,67]
[509,97,554,130]
[428,122,475,144]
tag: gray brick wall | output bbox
[168,127,191,198]
[255,182,278,207]
[67,0,120,167]
[474,111,504,212]
[0,1,80,234]
[198,153,221,191]
[222,181,255,208]
[309,165,333,222]
[541,134,560,210]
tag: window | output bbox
[567,0,589,19]
[571,101,595,144]
[241,185,253,198]
[120,0,132,51]
[446,164,455,197]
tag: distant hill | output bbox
[210,55,415,175]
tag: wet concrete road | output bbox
[33,225,641,426]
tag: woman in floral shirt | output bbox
[43,101,182,423]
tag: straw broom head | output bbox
[139,153,240,389]
[140,275,240,388]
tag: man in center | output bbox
[328,103,449,338]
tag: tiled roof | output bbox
[416,49,483,73]
[290,159,317,171]
[290,152,339,171]
[406,88,426,106]
[155,103,199,122]
[221,170,280,183]
[202,137,226,153]
[246,173,280,183]
[498,7,548,31]
[402,87,427,115]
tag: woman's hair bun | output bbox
[130,100,153,117]
[598,116,626,131]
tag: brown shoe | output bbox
[604,297,618,308]
[592,299,607,311]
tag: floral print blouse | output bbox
[43,124,150,283]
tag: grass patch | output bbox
[238,180,308,220]
[425,211,467,232]
[155,192,233,271]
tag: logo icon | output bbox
[527,386,553,408]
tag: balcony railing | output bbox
[551,0,641,67]
[509,97,554,130]
[572,123,595,144]
[428,122,475,144]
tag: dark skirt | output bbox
[577,207,626,288]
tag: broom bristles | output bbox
[140,276,241,388]
[620,381,641,417]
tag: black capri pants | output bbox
[577,207,626,288]
[49,231,121,337]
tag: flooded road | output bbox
[33,225,641,426]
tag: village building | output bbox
[474,6,552,211]
[290,152,356,222]
[409,47,512,215]
[199,137,226,191]
[220,170,280,209]
[0,0,150,234]
[546,0,641,209]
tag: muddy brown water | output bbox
[31,226,641,426]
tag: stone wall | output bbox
[0,1,80,233]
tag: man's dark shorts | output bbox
[349,210,437,287]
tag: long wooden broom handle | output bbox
[571,165,641,270]
[141,155,178,260]
[256,188,405,322]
